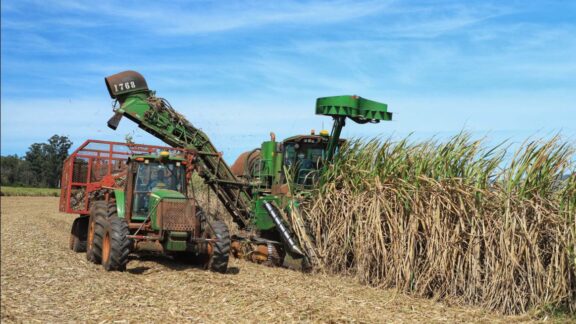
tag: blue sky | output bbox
[2,0,575,162]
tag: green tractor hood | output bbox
[150,188,186,200]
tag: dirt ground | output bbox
[1,197,532,323]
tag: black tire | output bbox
[101,216,130,271]
[86,201,107,263]
[69,216,88,252]
[107,200,117,218]
[205,220,230,273]
[107,199,134,251]
[92,216,108,262]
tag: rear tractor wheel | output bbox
[69,216,88,252]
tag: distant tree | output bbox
[23,135,73,188]
[46,135,73,187]
[25,143,49,186]
[0,155,36,187]
[18,160,37,186]
[1,136,72,188]
[1,155,22,186]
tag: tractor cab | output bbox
[282,133,343,187]
[126,152,189,221]
[231,96,392,192]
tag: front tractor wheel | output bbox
[101,216,130,272]
[204,220,230,274]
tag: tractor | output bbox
[62,141,230,272]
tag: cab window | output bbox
[283,142,326,187]
[132,162,185,215]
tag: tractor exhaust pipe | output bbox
[262,201,304,256]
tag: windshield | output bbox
[135,162,184,192]
[132,162,186,216]
[284,143,325,187]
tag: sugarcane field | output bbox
[2,1,575,323]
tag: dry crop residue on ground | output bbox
[1,197,530,323]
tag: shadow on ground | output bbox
[126,252,240,275]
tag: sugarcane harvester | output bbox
[104,71,392,268]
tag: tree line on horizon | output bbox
[1,135,72,188]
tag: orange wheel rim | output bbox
[206,231,214,256]
[87,222,94,250]
[102,232,110,263]
[207,241,214,256]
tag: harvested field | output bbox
[1,197,529,323]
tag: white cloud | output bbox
[3,0,392,34]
